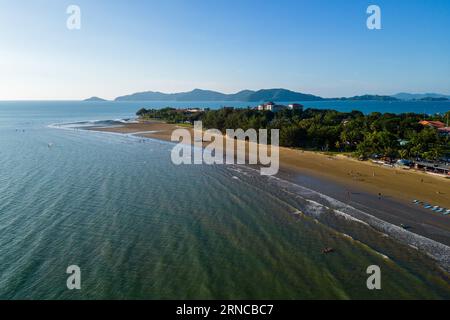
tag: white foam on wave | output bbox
[48,118,138,130]
[48,119,175,146]
[226,164,450,272]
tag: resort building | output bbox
[186,108,202,113]
[419,120,450,136]
[288,103,303,111]
[419,120,446,129]
[414,161,450,177]
[257,102,289,112]
[269,105,287,113]
[257,102,276,111]
[438,127,450,136]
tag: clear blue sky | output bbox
[0,0,449,99]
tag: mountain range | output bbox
[114,88,324,102]
[391,92,450,100]
[84,89,450,102]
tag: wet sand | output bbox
[89,121,450,246]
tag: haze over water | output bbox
[0,101,449,299]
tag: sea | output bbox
[0,100,449,299]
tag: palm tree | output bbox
[398,149,409,159]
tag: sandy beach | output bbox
[88,120,450,246]
[90,121,450,204]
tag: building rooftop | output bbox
[419,120,446,128]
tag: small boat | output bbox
[401,224,411,230]
[432,206,440,211]
[424,204,432,209]
[436,208,444,213]
[322,247,335,254]
[444,210,450,216]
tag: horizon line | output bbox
[2,88,450,102]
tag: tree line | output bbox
[137,107,450,161]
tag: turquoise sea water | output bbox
[0,101,449,299]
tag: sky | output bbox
[0,0,449,100]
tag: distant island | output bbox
[330,95,399,101]
[83,89,450,103]
[114,88,324,102]
[84,96,107,102]
[417,97,449,102]
[392,93,450,100]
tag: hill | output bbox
[114,88,323,102]
[83,96,107,102]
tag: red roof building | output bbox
[419,120,446,128]
[438,127,450,135]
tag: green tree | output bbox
[280,126,307,148]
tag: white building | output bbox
[288,103,303,111]
[257,104,265,111]
[257,102,287,112]
[264,102,276,111]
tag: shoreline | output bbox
[235,164,450,273]
[88,120,450,205]
[81,121,450,264]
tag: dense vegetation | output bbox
[137,107,450,161]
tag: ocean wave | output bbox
[226,164,450,272]
[48,118,138,130]
[48,119,176,147]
